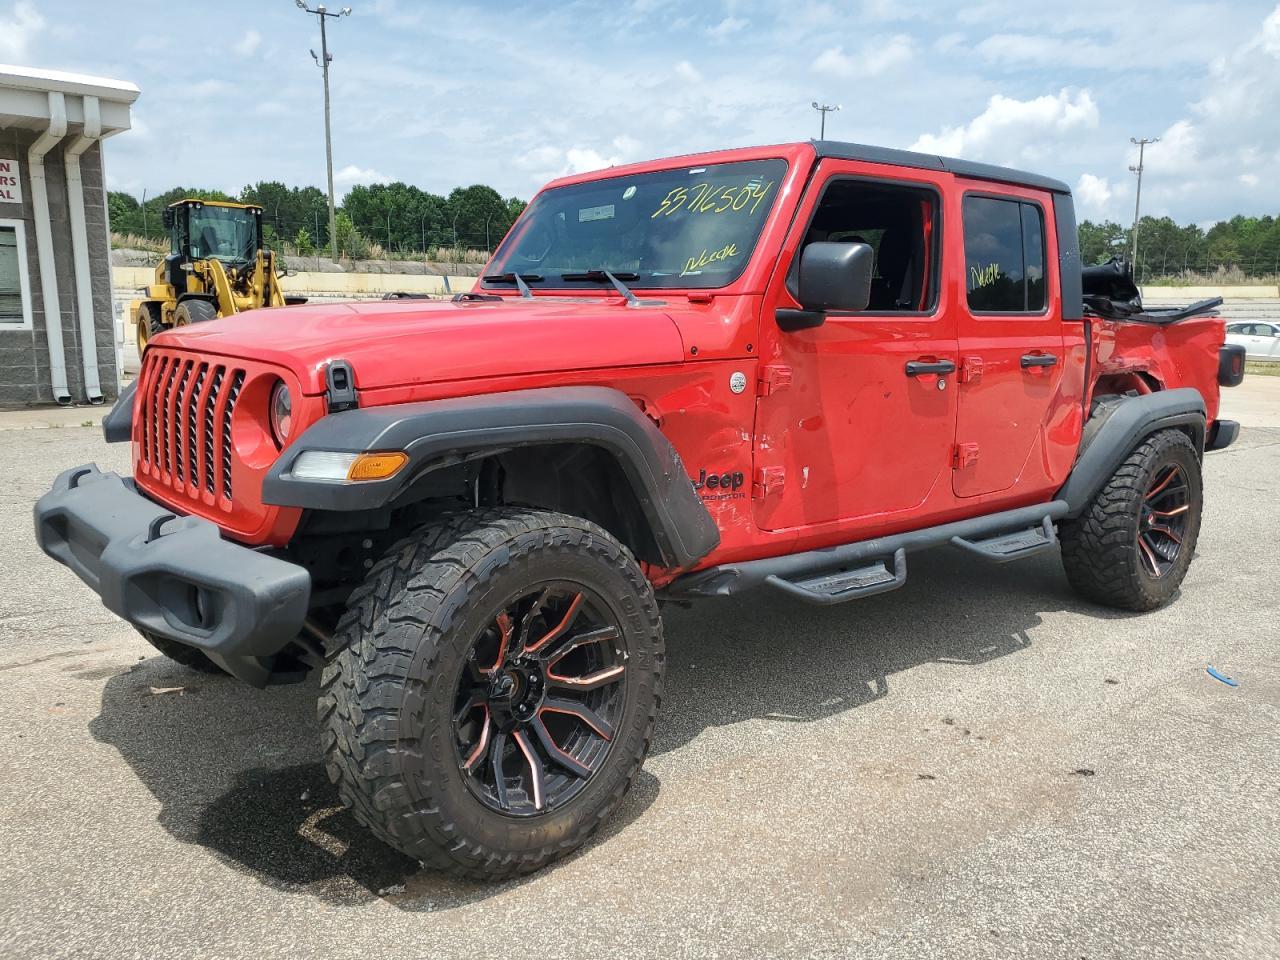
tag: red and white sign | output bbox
[0,159,22,204]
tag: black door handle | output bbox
[905,359,957,376]
[1020,353,1058,368]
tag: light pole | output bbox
[1128,136,1158,279]
[811,101,840,140]
[297,1,352,261]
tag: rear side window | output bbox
[963,196,1047,313]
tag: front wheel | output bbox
[173,298,218,327]
[319,509,664,879]
[1060,428,1204,611]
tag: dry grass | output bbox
[111,232,166,254]
[1146,266,1280,286]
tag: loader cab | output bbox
[163,200,263,268]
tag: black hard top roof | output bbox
[813,140,1072,195]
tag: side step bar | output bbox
[765,549,907,606]
[950,516,1058,563]
[667,500,1069,604]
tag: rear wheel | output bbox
[1060,429,1203,611]
[319,508,664,879]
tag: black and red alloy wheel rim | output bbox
[1137,463,1190,578]
[452,584,627,817]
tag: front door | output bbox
[952,186,1066,499]
[754,161,959,533]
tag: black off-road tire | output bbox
[135,304,161,354]
[174,299,218,327]
[318,508,664,880]
[138,630,226,674]
[1060,429,1203,611]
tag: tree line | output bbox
[108,181,1278,279]
[107,180,528,260]
[1079,213,1280,281]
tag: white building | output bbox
[0,64,138,406]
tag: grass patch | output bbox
[1245,360,1280,377]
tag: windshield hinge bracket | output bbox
[325,359,359,413]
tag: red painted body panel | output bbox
[129,141,1226,580]
[950,178,1071,500]
[752,157,959,534]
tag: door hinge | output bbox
[953,442,980,469]
[959,356,984,383]
[752,466,785,499]
[756,364,793,397]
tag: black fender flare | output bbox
[102,379,136,443]
[1056,387,1206,516]
[262,386,721,570]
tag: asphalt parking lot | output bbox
[1,380,1277,960]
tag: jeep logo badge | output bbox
[729,371,747,394]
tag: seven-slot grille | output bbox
[138,352,246,504]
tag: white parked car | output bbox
[1225,321,1280,360]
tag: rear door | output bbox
[952,186,1065,499]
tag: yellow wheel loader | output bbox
[131,199,306,354]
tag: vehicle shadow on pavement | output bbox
[88,659,660,910]
[89,544,1140,909]
[650,546,1142,757]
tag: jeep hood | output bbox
[155,297,686,393]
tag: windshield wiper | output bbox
[559,269,640,305]
[482,272,543,298]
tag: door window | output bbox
[963,196,1047,313]
[795,179,939,312]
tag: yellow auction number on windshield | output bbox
[651,180,775,219]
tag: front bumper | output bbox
[34,465,311,686]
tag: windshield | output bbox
[187,206,257,263]
[482,158,787,290]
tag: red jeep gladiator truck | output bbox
[36,141,1245,878]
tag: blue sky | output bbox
[4,0,1279,226]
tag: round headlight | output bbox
[269,381,292,445]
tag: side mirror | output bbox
[778,241,874,331]
[162,208,175,229]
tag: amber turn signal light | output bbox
[347,452,409,481]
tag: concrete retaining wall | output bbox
[1141,285,1280,299]
[111,266,477,298]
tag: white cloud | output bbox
[674,60,702,83]
[708,16,747,41]
[513,141,638,184]
[1258,3,1280,56]
[910,88,1098,163]
[233,29,262,57]
[564,148,621,174]
[334,164,393,194]
[813,35,913,78]
[1075,174,1113,217]
[0,0,44,60]
[190,79,231,97]
[127,114,151,140]
[1107,4,1280,223]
